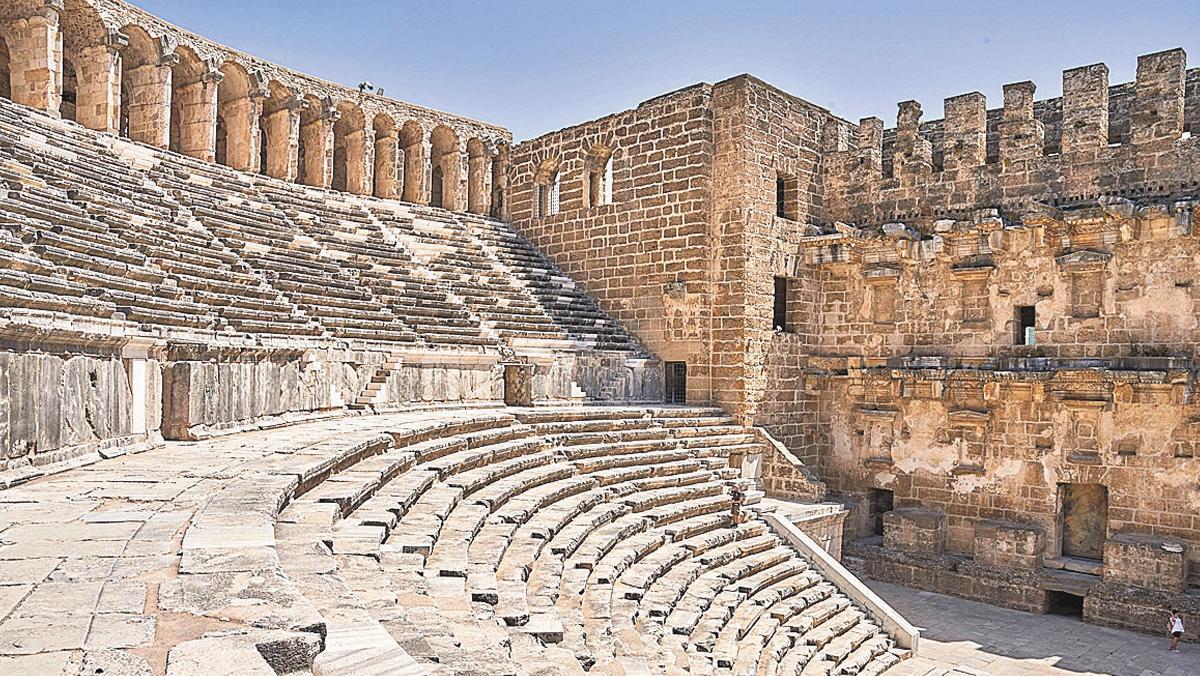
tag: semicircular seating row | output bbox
[275,406,909,675]
[0,96,641,355]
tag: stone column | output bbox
[345,127,367,194]
[468,150,488,214]
[222,91,262,172]
[263,95,302,181]
[300,107,336,187]
[73,33,125,132]
[6,0,63,114]
[125,52,176,148]
[177,68,222,162]
[373,129,397,198]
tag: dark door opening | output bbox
[1016,305,1036,345]
[773,277,789,332]
[1045,590,1085,617]
[868,488,894,537]
[1060,483,1108,561]
[665,362,687,404]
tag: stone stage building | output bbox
[0,0,1192,673]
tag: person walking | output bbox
[1169,610,1184,653]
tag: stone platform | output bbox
[869,580,1200,676]
[0,406,910,675]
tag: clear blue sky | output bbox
[136,0,1200,141]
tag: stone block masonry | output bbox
[508,43,1200,641]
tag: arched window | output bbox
[534,159,561,217]
[298,94,327,186]
[584,145,613,208]
[333,101,366,194]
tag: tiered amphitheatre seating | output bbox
[464,214,645,353]
[276,407,908,675]
[0,101,321,335]
[257,183,497,348]
[0,96,649,360]
[141,151,420,344]
[0,104,216,329]
[371,202,570,345]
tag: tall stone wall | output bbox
[507,85,717,401]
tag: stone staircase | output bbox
[275,406,911,675]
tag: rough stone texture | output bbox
[507,43,1200,641]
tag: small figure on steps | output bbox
[1169,609,1184,653]
[729,483,744,527]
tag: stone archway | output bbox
[119,25,170,147]
[216,61,257,171]
[332,101,366,194]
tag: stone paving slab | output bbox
[0,408,505,674]
[869,580,1200,676]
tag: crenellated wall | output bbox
[823,49,1200,226]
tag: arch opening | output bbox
[118,25,170,147]
[59,55,77,120]
[429,125,459,210]
[168,45,216,160]
[332,101,365,194]
[258,80,294,179]
[216,61,254,170]
[490,143,508,219]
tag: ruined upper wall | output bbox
[823,48,1200,225]
[81,0,509,147]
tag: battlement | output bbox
[823,49,1200,225]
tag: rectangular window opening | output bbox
[664,362,687,404]
[773,276,790,332]
[1016,305,1036,345]
[775,172,798,220]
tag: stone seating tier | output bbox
[0,96,648,359]
[267,406,908,675]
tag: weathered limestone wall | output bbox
[535,350,664,403]
[160,347,507,440]
[507,85,716,402]
[0,344,162,483]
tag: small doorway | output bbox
[868,488,894,537]
[1045,590,1085,617]
[430,165,444,208]
[664,362,686,404]
[1060,483,1107,561]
